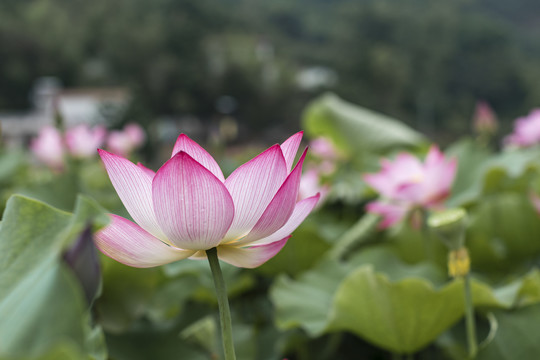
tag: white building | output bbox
[1,77,129,147]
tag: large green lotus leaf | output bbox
[514,269,540,307]
[442,302,540,360]
[475,304,540,360]
[270,260,352,337]
[327,266,509,354]
[272,248,448,339]
[477,268,540,310]
[447,143,540,207]
[301,93,426,161]
[0,196,71,293]
[484,148,540,181]
[273,241,540,354]
[0,195,106,358]
[445,139,492,206]
[466,192,540,272]
[328,263,540,355]
[447,142,540,203]
[0,259,87,358]
[347,247,447,285]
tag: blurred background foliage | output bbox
[4,1,540,360]
[2,0,540,140]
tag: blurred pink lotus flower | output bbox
[95,132,319,268]
[310,137,338,159]
[363,146,457,229]
[65,124,106,158]
[504,109,540,148]
[309,137,339,174]
[106,123,146,157]
[30,126,65,170]
[473,101,497,135]
[299,168,329,206]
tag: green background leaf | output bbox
[0,195,107,359]
[302,93,426,165]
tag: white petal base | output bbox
[95,214,195,268]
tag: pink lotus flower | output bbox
[363,146,457,228]
[504,109,540,148]
[30,126,65,170]
[310,137,338,160]
[299,168,329,206]
[473,101,497,135]
[309,137,340,174]
[95,132,320,268]
[107,123,146,157]
[65,124,106,158]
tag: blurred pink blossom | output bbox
[504,109,540,148]
[65,124,106,159]
[363,146,457,228]
[30,126,65,170]
[473,101,497,134]
[95,132,319,268]
[107,123,146,157]
[310,137,338,159]
[299,168,329,206]
[308,137,340,174]
[125,123,146,145]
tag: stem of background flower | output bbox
[206,247,237,360]
[419,208,433,262]
[464,273,478,359]
[329,213,380,260]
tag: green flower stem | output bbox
[419,208,433,262]
[464,273,478,359]
[206,247,236,360]
[329,213,380,260]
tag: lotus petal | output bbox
[224,145,287,240]
[95,214,194,268]
[217,237,290,268]
[237,149,307,244]
[366,201,408,229]
[171,134,225,181]
[248,194,320,246]
[98,149,165,239]
[280,131,303,171]
[153,151,234,250]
